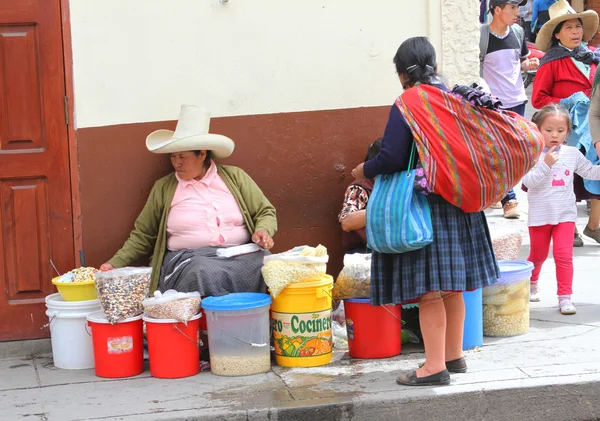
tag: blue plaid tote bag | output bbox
[366,143,433,253]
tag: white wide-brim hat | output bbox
[536,0,599,52]
[146,105,235,158]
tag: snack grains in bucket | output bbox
[483,260,533,337]
[201,293,272,377]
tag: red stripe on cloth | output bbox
[396,85,543,212]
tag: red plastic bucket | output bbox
[345,299,402,359]
[143,313,202,378]
[86,311,144,378]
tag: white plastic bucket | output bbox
[45,293,102,369]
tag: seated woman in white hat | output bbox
[99,105,277,296]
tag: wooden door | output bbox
[0,0,73,340]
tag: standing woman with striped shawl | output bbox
[350,37,500,387]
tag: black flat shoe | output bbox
[418,357,468,374]
[396,369,450,386]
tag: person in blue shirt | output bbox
[532,0,557,34]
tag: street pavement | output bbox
[1,186,599,421]
[1,88,599,421]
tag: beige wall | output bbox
[68,0,481,129]
[440,0,481,87]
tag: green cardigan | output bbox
[108,165,277,293]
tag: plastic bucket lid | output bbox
[86,311,143,324]
[346,298,370,303]
[345,298,399,308]
[201,292,272,311]
[283,275,333,290]
[45,293,100,310]
[142,312,202,324]
[497,260,534,284]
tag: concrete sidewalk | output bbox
[2,189,600,421]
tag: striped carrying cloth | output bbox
[397,85,544,212]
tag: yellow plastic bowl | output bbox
[52,277,98,302]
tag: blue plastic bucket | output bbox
[462,289,483,350]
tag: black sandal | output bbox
[418,357,467,374]
[396,369,450,386]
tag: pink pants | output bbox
[527,222,575,296]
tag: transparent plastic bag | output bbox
[94,267,152,324]
[491,229,523,261]
[332,321,348,349]
[262,245,328,298]
[333,253,371,300]
[142,290,201,324]
[332,300,346,326]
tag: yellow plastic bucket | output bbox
[52,277,98,302]
[271,275,333,367]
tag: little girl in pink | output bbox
[523,104,600,315]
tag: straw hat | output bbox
[146,105,235,158]
[536,0,599,52]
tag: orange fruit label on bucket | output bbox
[272,310,332,357]
[107,336,133,354]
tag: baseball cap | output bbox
[490,0,527,8]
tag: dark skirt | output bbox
[574,146,600,201]
[574,174,600,201]
[159,247,267,296]
[370,194,500,306]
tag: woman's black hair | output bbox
[193,150,213,169]
[393,37,441,89]
[531,103,572,132]
[364,138,382,162]
[552,18,583,47]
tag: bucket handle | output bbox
[213,317,268,348]
[42,311,59,330]
[381,304,402,323]
[173,324,203,347]
[326,290,402,323]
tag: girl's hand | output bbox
[252,230,274,250]
[595,142,600,159]
[544,146,559,167]
[99,262,115,272]
[351,163,365,180]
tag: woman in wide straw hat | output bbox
[99,105,277,297]
[532,0,599,106]
[531,0,600,247]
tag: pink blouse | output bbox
[166,161,251,251]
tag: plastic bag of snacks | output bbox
[95,267,152,324]
[142,290,201,324]
[333,253,371,300]
[262,245,328,298]
[492,233,523,261]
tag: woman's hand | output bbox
[544,146,559,167]
[99,262,115,272]
[595,141,600,159]
[522,58,540,71]
[341,210,367,232]
[252,230,274,250]
[351,163,365,180]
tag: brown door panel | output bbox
[0,0,74,340]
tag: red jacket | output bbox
[531,58,597,109]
